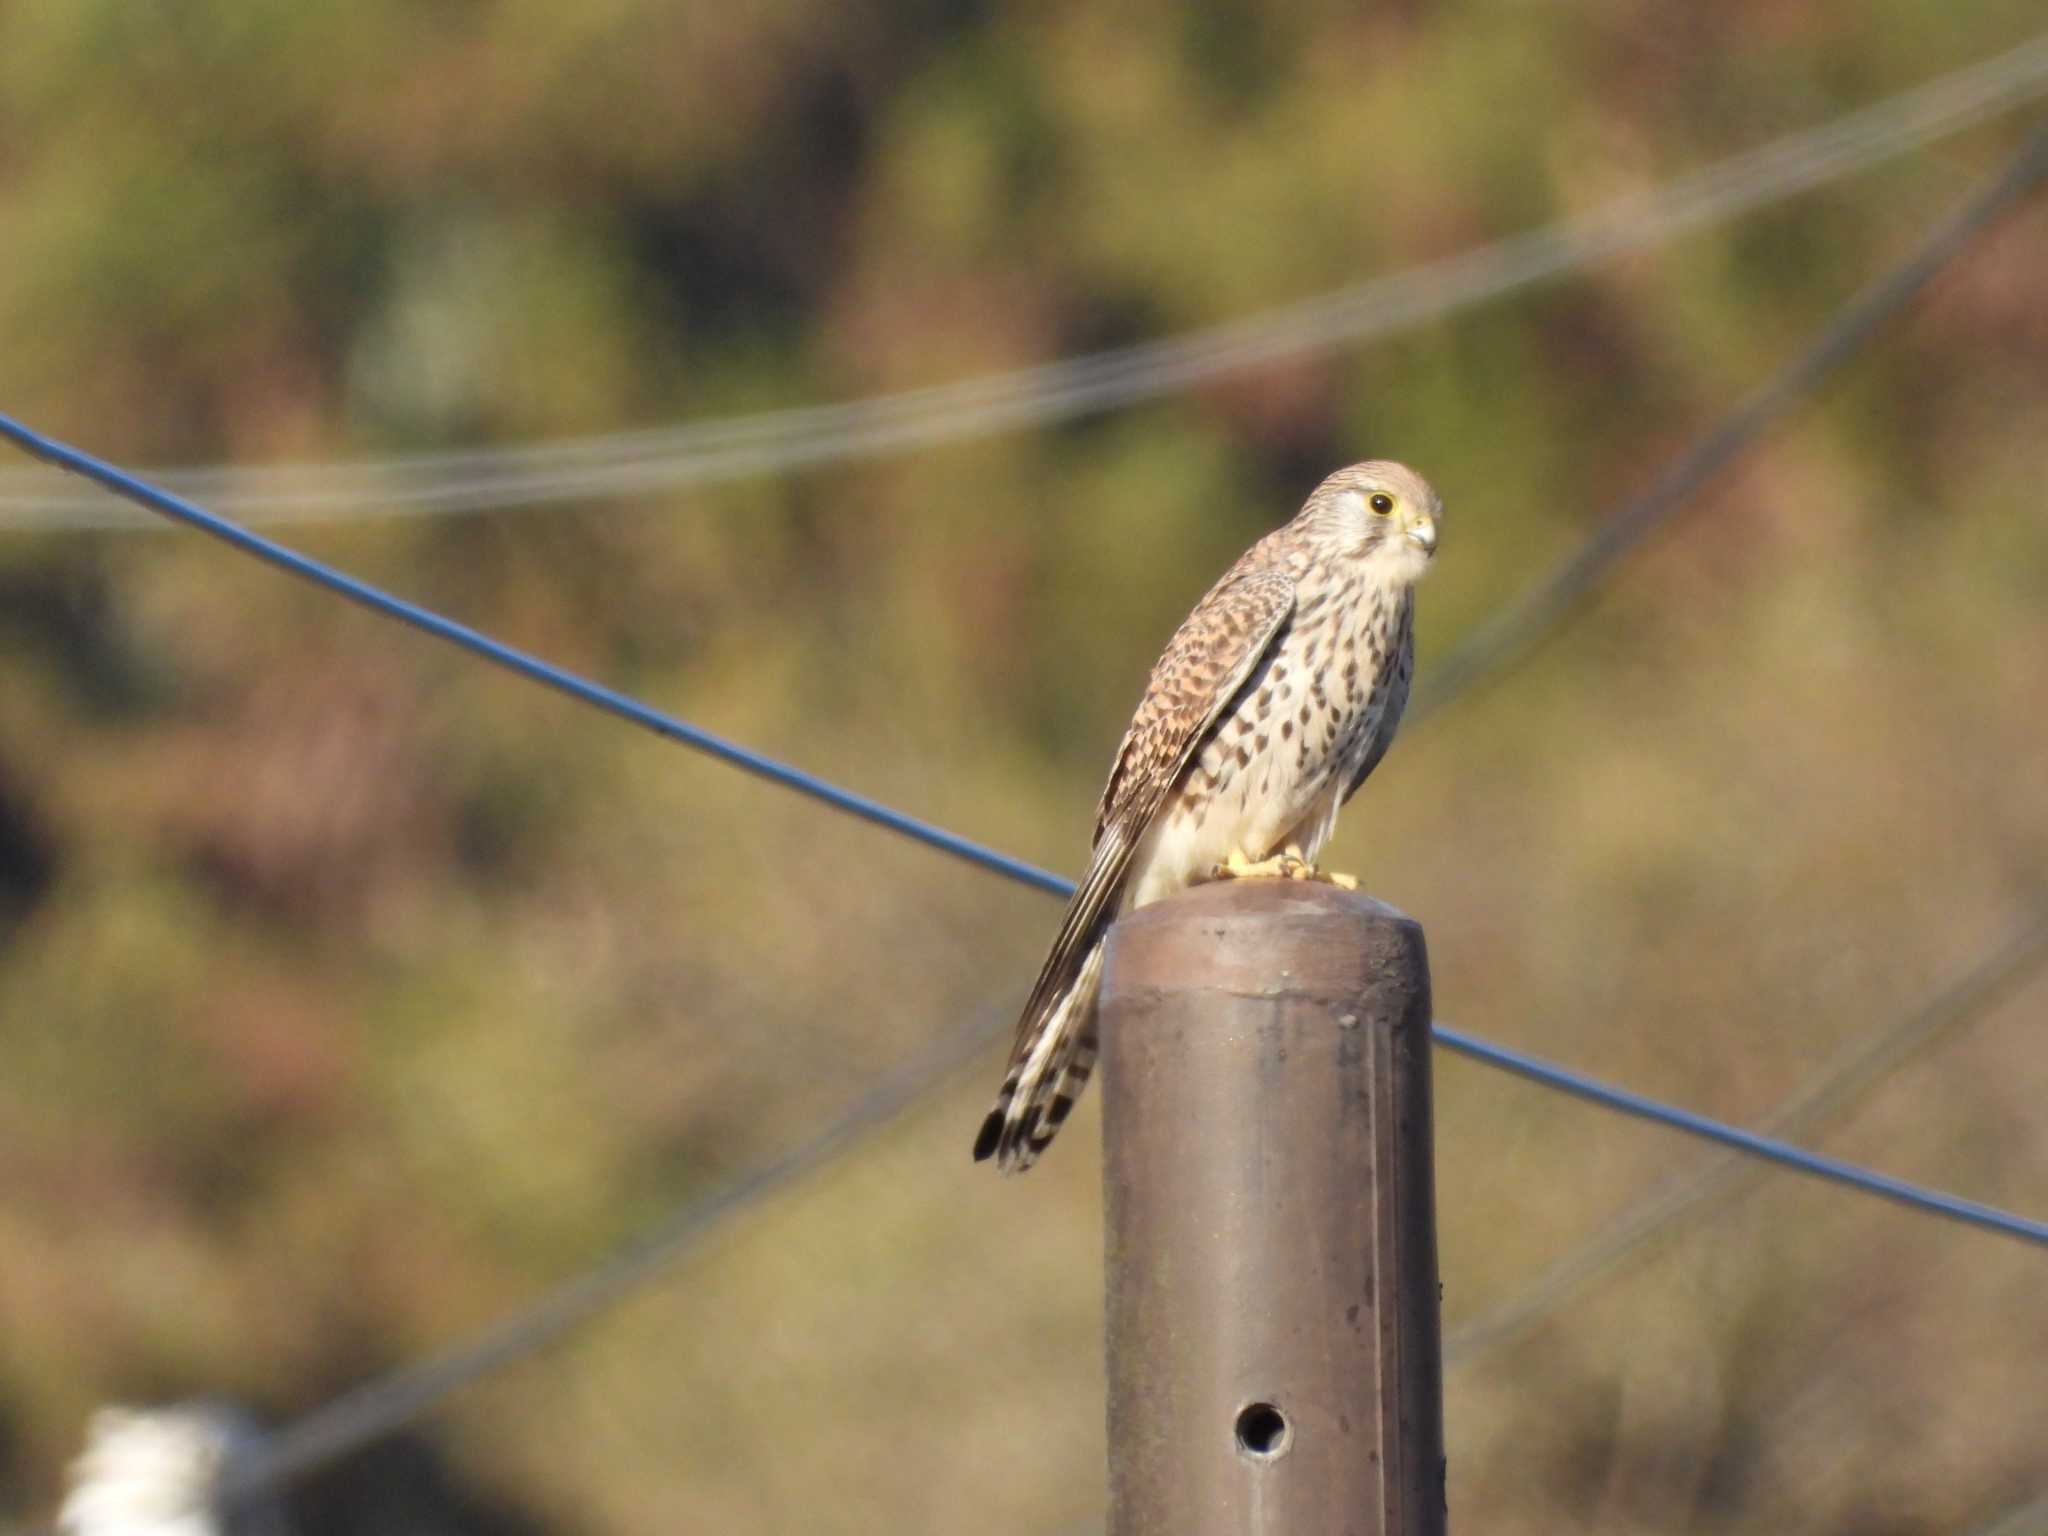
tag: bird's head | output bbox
[1303,460,1442,582]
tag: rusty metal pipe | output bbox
[1100,878,1444,1535]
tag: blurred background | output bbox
[4,1,2048,1531]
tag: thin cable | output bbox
[8,119,2047,1512]
[1444,904,2048,1365]
[1432,1024,2048,1250]
[6,119,2042,902]
[13,119,2048,1483]
[16,377,2029,1485]
[1967,1491,2048,1536]
[1410,110,2048,722]
[27,410,2023,1489]
[215,1006,1009,1508]
[204,1003,2048,1503]
[6,31,2048,529]
[0,413,1071,902]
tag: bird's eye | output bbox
[1369,493,1395,515]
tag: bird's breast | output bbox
[1166,592,1392,815]
[1124,583,1411,907]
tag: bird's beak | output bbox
[1405,510,1438,555]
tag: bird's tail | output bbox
[972,941,1106,1174]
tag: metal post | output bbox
[1100,878,1444,1536]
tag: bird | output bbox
[973,461,1441,1173]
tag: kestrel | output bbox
[973,461,1442,1173]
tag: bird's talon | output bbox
[1210,846,1356,888]
[1212,848,1295,881]
[1280,848,1362,888]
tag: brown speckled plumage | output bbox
[975,461,1442,1172]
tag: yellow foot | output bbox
[1211,847,1294,881]
[1211,846,1360,890]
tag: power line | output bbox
[1,430,2038,1509]
[11,417,2047,1502]
[215,1006,1009,1510]
[9,100,2047,1524]
[1433,1024,2048,1249]
[1443,903,2048,1366]
[0,411,1072,903]
[1968,1491,2048,1536]
[10,116,2048,1492]
[1069,906,2048,1530]
[5,31,2048,530]
[201,986,2048,1505]
[1411,110,2048,721]
[6,117,2042,905]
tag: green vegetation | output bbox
[3,2,2047,1530]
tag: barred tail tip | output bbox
[971,1073,1043,1175]
[971,1104,1004,1164]
[976,940,1106,1173]
[972,1005,1101,1174]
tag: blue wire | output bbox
[7,411,2046,1257]
[1434,1025,2048,1250]
[0,413,1071,900]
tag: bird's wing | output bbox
[1005,567,1297,1051]
[1093,566,1298,847]
[974,564,1297,1168]
[1343,600,1415,802]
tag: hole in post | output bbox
[1234,1401,1290,1458]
